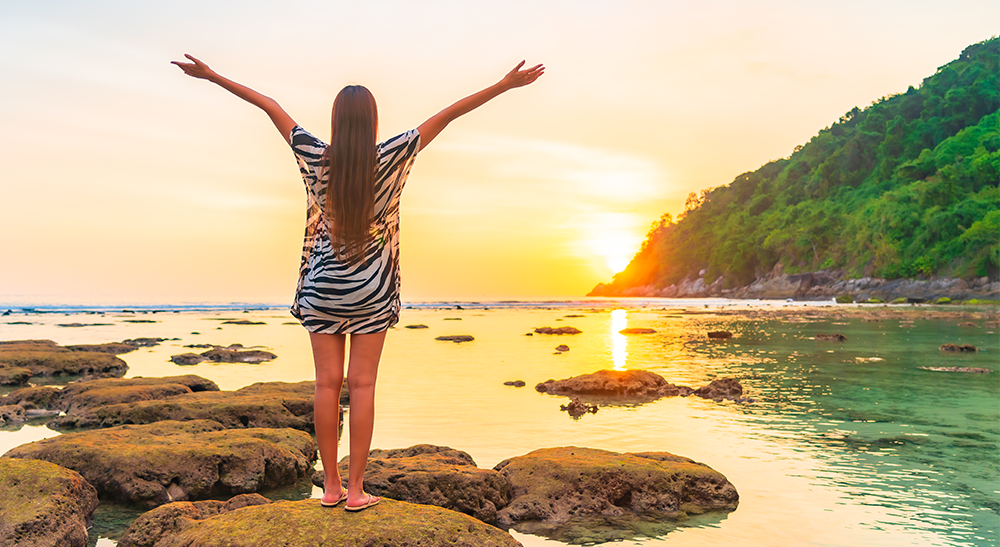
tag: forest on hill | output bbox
[592,38,999,297]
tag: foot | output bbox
[320,487,348,507]
[345,493,380,512]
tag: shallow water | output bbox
[1,300,997,546]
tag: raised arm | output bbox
[417,61,544,152]
[172,54,297,144]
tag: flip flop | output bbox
[345,494,380,512]
[320,489,349,508]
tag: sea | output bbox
[0,298,997,547]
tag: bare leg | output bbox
[309,331,347,504]
[344,330,387,507]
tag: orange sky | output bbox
[1,1,997,304]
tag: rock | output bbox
[0,386,61,410]
[123,319,159,323]
[405,324,429,329]
[503,380,526,387]
[49,380,314,431]
[918,367,991,373]
[559,398,598,418]
[132,498,521,547]
[4,419,316,508]
[118,493,272,547]
[957,322,979,327]
[0,366,32,386]
[0,405,26,426]
[312,445,511,526]
[0,339,128,379]
[221,320,266,325]
[555,345,569,352]
[535,370,693,401]
[693,378,743,401]
[0,457,99,547]
[435,335,475,343]
[53,375,220,415]
[443,317,463,321]
[985,321,1000,328]
[935,297,952,304]
[171,345,276,365]
[707,331,732,339]
[619,328,656,334]
[815,333,847,341]
[122,338,167,347]
[939,344,977,352]
[835,295,853,304]
[533,327,582,335]
[56,323,113,327]
[493,447,738,535]
[65,342,138,354]
[170,353,205,365]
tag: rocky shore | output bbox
[589,267,999,302]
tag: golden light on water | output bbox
[611,308,628,371]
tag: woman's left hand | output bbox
[499,61,545,90]
[171,54,218,81]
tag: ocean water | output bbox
[0,299,997,546]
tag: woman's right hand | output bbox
[171,54,218,81]
[498,61,545,91]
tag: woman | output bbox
[172,54,543,511]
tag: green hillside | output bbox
[596,38,999,295]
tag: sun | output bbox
[584,215,642,276]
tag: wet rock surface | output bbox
[534,327,582,335]
[129,498,522,547]
[53,375,220,415]
[0,340,128,382]
[313,445,511,526]
[435,335,475,343]
[117,493,271,547]
[169,344,277,365]
[49,380,315,431]
[503,380,526,387]
[535,370,749,410]
[0,405,26,426]
[4,419,316,508]
[493,447,738,537]
[707,331,733,339]
[0,457,99,547]
[940,343,977,352]
[66,342,138,354]
[560,397,598,417]
[815,333,847,341]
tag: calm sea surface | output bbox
[1,299,997,547]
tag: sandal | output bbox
[320,489,349,508]
[345,494,380,512]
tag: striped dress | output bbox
[288,125,420,334]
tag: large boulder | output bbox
[137,498,522,547]
[49,380,315,431]
[494,447,738,540]
[0,366,32,386]
[535,370,694,401]
[0,386,61,410]
[312,445,511,525]
[0,457,99,547]
[53,375,220,414]
[118,493,271,547]
[0,339,127,380]
[3,419,316,508]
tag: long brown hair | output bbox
[322,85,378,264]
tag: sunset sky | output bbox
[1,1,997,304]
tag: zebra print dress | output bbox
[288,125,420,334]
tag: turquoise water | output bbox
[0,301,997,546]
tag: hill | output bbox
[591,38,999,301]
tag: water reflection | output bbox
[611,309,627,371]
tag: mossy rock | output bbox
[118,493,271,547]
[0,386,61,410]
[313,445,511,525]
[149,498,522,547]
[54,375,220,414]
[891,297,908,304]
[49,380,315,431]
[861,298,883,304]
[4,419,316,508]
[535,370,693,402]
[494,447,738,539]
[835,295,853,304]
[936,297,952,304]
[0,457,99,547]
[0,366,32,386]
[0,405,26,426]
[65,342,138,354]
[0,340,127,379]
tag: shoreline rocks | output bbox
[4,419,316,508]
[533,327,582,335]
[118,493,272,547]
[940,344,977,352]
[494,447,738,538]
[0,340,128,385]
[435,335,475,343]
[169,344,277,365]
[0,458,99,547]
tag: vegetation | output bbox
[603,38,999,293]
